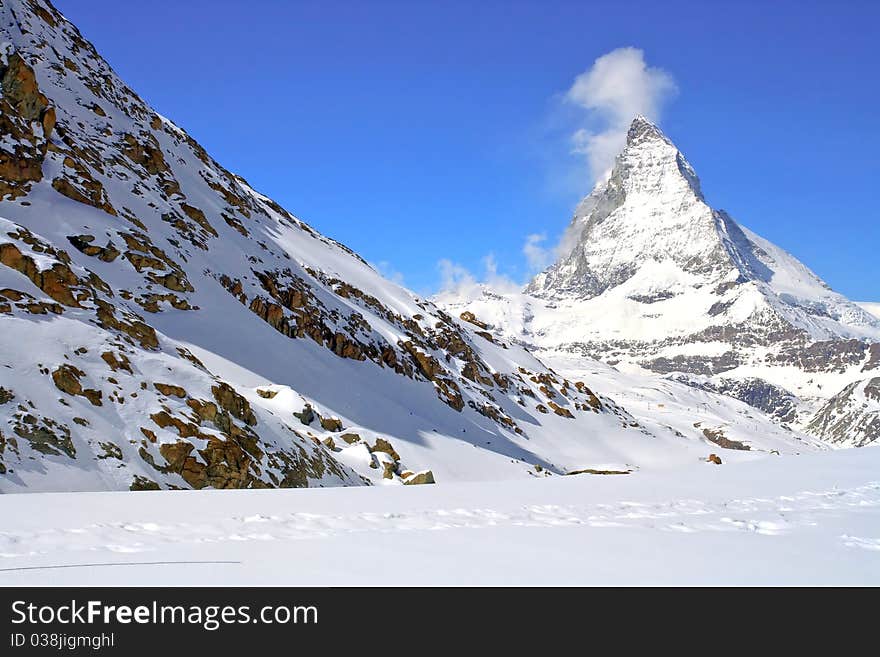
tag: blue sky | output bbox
[55,0,879,300]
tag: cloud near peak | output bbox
[433,48,678,298]
[566,47,677,181]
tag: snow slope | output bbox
[0,448,877,585]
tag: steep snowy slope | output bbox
[439,117,880,445]
[2,0,809,493]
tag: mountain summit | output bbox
[528,115,877,342]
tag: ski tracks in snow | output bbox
[1,482,879,560]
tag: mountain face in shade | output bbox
[6,0,811,493]
[439,117,880,444]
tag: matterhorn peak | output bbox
[526,106,879,341]
[616,115,702,198]
[625,114,671,147]
[526,117,714,299]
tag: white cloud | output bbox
[435,233,563,296]
[436,254,519,297]
[482,253,521,293]
[522,233,553,273]
[565,47,676,181]
[437,258,478,296]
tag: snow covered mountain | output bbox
[3,0,816,494]
[439,117,880,446]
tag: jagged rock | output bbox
[294,404,315,426]
[566,468,630,475]
[94,300,160,349]
[51,364,102,406]
[0,50,55,200]
[382,461,396,479]
[154,382,187,398]
[370,437,400,461]
[403,470,435,485]
[1,52,53,132]
[97,441,123,460]
[52,170,117,216]
[698,425,750,451]
[151,410,200,438]
[320,416,343,432]
[13,415,75,458]
[211,383,257,426]
[129,475,161,491]
[340,433,361,445]
[474,330,495,343]
[548,401,574,418]
[0,242,83,307]
[673,376,798,423]
[67,235,121,262]
[707,454,723,465]
[180,203,218,238]
[459,310,489,330]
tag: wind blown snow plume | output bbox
[566,47,677,181]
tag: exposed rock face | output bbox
[403,470,435,485]
[696,424,750,451]
[51,364,102,406]
[807,378,880,447]
[672,376,799,423]
[0,47,54,199]
[371,438,401,462]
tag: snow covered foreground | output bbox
[1,449,878,586]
